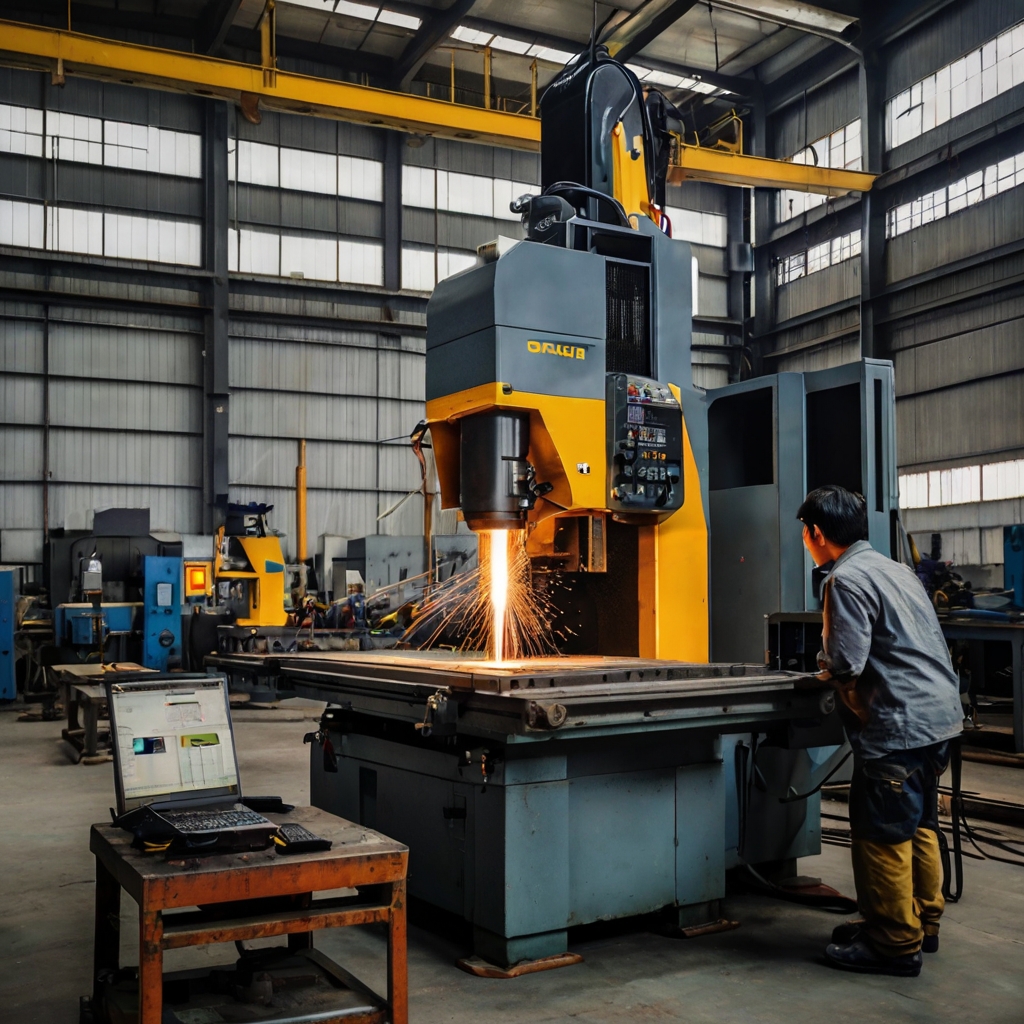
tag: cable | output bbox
[942,738,964,901]
[543,181,631,227]
[779,748,852,804]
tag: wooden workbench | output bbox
[89,806,408,1024]
[53,663,152,763]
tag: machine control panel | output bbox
[606,373,683,517]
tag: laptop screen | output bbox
[108,676,240,812]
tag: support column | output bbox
[749,91,771,377]
[726,184,747,383]
[203,99,230,532]
[859,50,887,360]
[383,130,403,292]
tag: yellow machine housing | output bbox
[425,55,710,660]
[215,531,288,628]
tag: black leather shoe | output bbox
[832,922,938,954]
[824,940,922,977]
[831,920,864,945]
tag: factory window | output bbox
[401,245,478,292]
[899,460,1024,508]
[280,147,338,196]
[230,138,383,201]
[900,466,982,508]
[104,211,202,264]
[776,120,862,222]
[886,21,1024,150]
[663,206,727,247]
[330,1,421,30]
[886,148,1024,237]
[44,110,103,164]
[103,121,202,177]
[338,237,384,285]
[0,102,201,176]
[1,198,201,265]
[47,206,103,256]
[402,165,533,221]
[449,25,576,67]
[0,103,43,157]
[229,227,384,285]
[0,198,44,247]
[776,229,861,286]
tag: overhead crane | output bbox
[0,17,874,197]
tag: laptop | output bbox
[107,674,278,845]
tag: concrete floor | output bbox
[2,704,1023,1024]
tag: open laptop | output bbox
[107,674,278,844]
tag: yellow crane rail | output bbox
[0,19,541,150]
[669,144,875,195]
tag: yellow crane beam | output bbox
[0,19,542,151]
[669,144,875,195]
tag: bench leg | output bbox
[139,909,164,1024]
[93,858,120,1006]
[387,878,407,1024]
[83,700,99,758]
[287,892,313,951]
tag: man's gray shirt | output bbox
[820,540,962,760]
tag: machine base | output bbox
[456,952,584,979]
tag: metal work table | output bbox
[768,610,1024,753]
[939,617,1024,752]
[280,650,836,967]
[266,651,833,741]
[87,806,408,1024]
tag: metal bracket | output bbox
[414,689,457,737]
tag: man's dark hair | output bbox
[797,485,868,547]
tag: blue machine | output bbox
[0,570,15,701]
[1006,526,1024,607]
[142,555,182,671]
[54,603,138,648]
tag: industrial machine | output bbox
[296,51,894,967]
[53,554,185,670]
[215,503,288,629]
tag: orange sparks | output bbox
[404,528,563,662]
[487,529,509,662]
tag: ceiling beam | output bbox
[197,0,243,55]
[601,0,701,65]
[716,1,860,42]
[395,0,477,89]
[0,18,540,148]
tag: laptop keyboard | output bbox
[161,808,271,833]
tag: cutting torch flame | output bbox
[487,529,509,662]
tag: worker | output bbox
[797,485,962,977]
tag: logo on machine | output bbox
[527,339,590,361]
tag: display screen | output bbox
[110,681,239,802]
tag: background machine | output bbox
[294,51,898,967]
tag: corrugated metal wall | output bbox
[756,0,1024,571]
[228,321,427,546]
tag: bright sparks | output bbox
[487,530,509,662]
[404,529,562,662]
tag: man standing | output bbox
[797,485,962,977]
